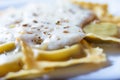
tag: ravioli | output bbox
[83,22,120,43]
[3,40,106,79]
[0,0,106,79]
[73,0,120,45]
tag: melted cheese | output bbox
[0,0,93,50]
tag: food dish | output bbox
[0,0,120,79]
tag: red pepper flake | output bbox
[22,24,28,27]
[32,37,43,44]
[63,30,69,33]
[43,32,47,34]
[38,37,41,39]
[64,26,69,29]
[56,21,61,25]
[27,32,33,34]
[33,20,38,23]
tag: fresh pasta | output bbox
[1,0,117,79]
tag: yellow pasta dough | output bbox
[0,42,16,54]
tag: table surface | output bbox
[0,0,120,80]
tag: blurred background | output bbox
[0,0,120,16]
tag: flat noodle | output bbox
[4,69,53,79]
[20,40,37,70]
[85,33,120,43]
[3,40,106,79]
[73,1,120,26]
[0,53,22,77]
[0,42,16,54]
[35,44,82,61]
[83,22,120,43]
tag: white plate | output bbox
[0,0,120,80]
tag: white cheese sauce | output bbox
[0,0,93,50]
